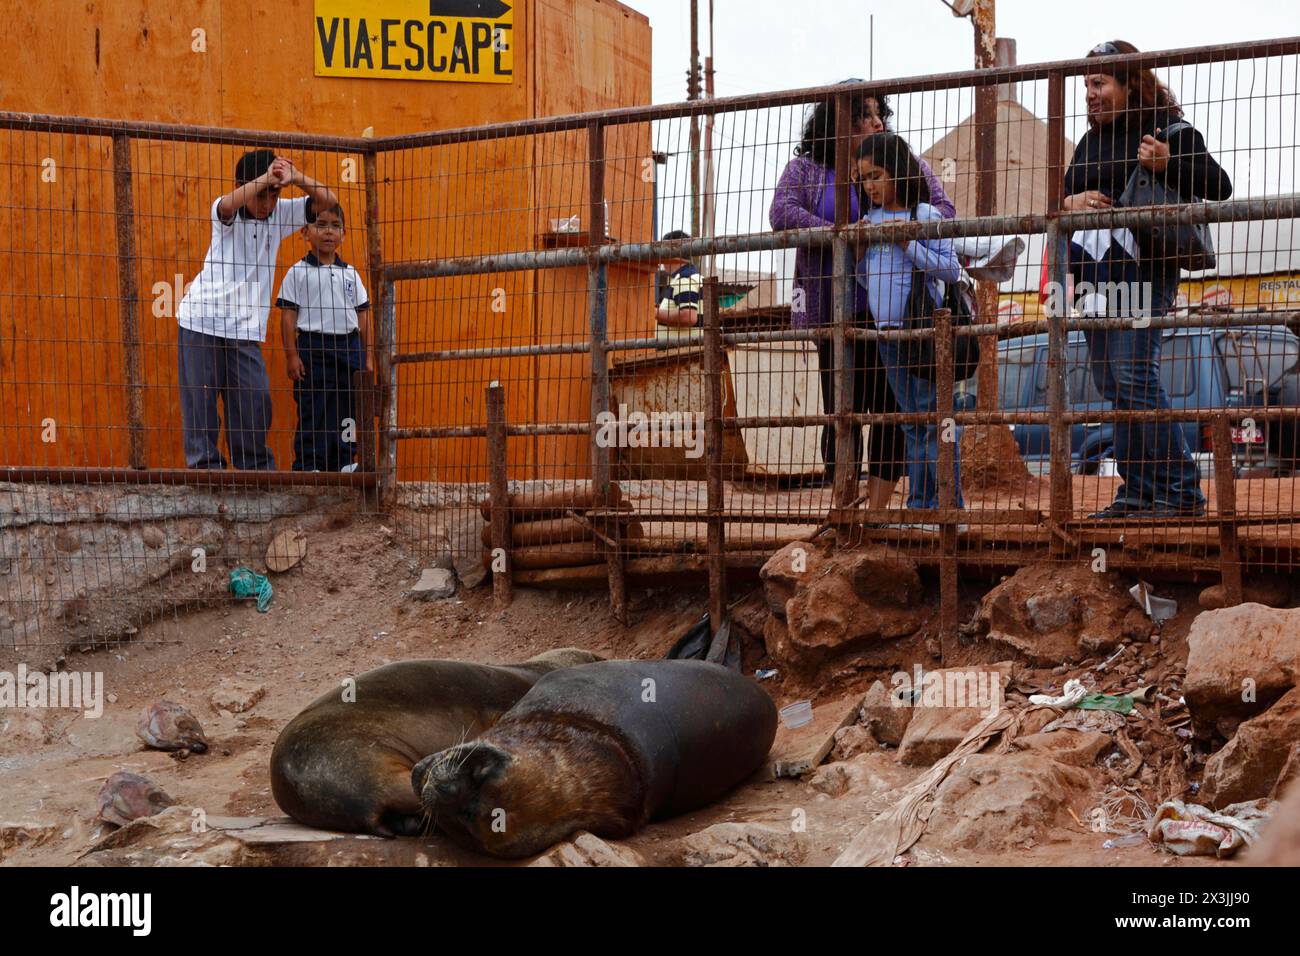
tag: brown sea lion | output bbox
[269,648,602,837]
[412,660,778,858]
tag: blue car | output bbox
[971,326,1300,477]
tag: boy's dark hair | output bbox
[235,148,277,186]
[306,202,345,227]
[662,229,691,242]
[856,132,931,209]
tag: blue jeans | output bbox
[877,339,964,511]
[1070,243,1204,510]
[177,327,276,470]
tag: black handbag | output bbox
[1117,120,1217,272]
[895,207,980,383]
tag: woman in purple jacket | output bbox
[770,85,954,507]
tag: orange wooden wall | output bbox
[0,0,652,480]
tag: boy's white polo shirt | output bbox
[275,252,370,334]
[177,195,310,342]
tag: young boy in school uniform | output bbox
[277,203,372,472]
[653,229,704,343]
[176,149,338,469]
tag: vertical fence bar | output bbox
[1045,220,1073,533]
[487,382,513,607]
[703,277,727,637]
[361,148,385,486]
[1211,415,1243,606]
[379,278,397,503]
[588,119,625,623]
[831,93,856,512]
[111,133,146,470]
[1046,71,1066,216]
[934,308,958,641]
[974,67,999,412]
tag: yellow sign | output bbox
[314,0,515,83]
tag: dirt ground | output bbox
[0,512,1235,868]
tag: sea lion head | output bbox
[412,721,640,859]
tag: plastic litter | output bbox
[1148,798,1275,858]
[1078,693,1135,714]
[1130,581,1178,623]
[779,700,814,729]
[755,669,779,681]
[229,566,273,613]
[1029,678,1089,708]
[1102,833,1148,849]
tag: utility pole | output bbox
[688,0,702,238]
[968,0,1000,411]
[701,0,716,276]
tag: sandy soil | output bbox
[0,512,1234,868]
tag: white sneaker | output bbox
[340,463,359,473]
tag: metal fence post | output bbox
[1045,220,1073,536]
[703,277,728,641]
[831,93,857,513]
[361,148,385,500]
[935,307,958,641]
[111,133,146,470]
[378,279,397,503]
[587,119,627,624]
[487,382,513,607]
[1211,415,1243,606]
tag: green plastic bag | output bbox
[229,566,273,613]
[1078,693,1134,714]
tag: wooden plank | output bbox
[769,692,867,779]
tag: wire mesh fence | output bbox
[3,37,1300,649]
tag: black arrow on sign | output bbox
[429,0,512,18]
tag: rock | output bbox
[1201,686,1300,808]
[435,510,489,590]
[209,680,265,715]
[1249,777,1300,865]
[971,562,1142,666]
[136,701,209,753]
[265,529,308,572]
[527,832,644,867]
[140,526,166,550]
[859,679,912,746]
[0,820,61,863]
[2,713,48,745]
[1185,605,1300,726]
[759,541,830,617]
[774,547,926,674]
[959,424,1032,493]
[808,753,911,798]
[677,822,806,867]
[1199,575,1292,610]
[97,772,174,828]
[1009,730,1112,768]
[409,567,456,601]
[1272,744,1300,799]
[896,662,1014,767]
[924,753,1097,853]
[830,724,876,762]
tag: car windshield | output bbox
[1216,330,1300,395]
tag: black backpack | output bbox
[895,206,980,383]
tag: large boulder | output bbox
[762,546,926,675]
[970,563,1149,667]
[923,753,1097,853]
[759,541,832,617]
[896,662,1014,767]
[858,678,913,747]
[1201,686,1300,808]
[1185,604,1300,727]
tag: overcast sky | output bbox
[621,0,1298,106]
[612,0,1297,283]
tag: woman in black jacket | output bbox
[1063,40,1231,519]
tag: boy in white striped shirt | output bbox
[276,203,372,472]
